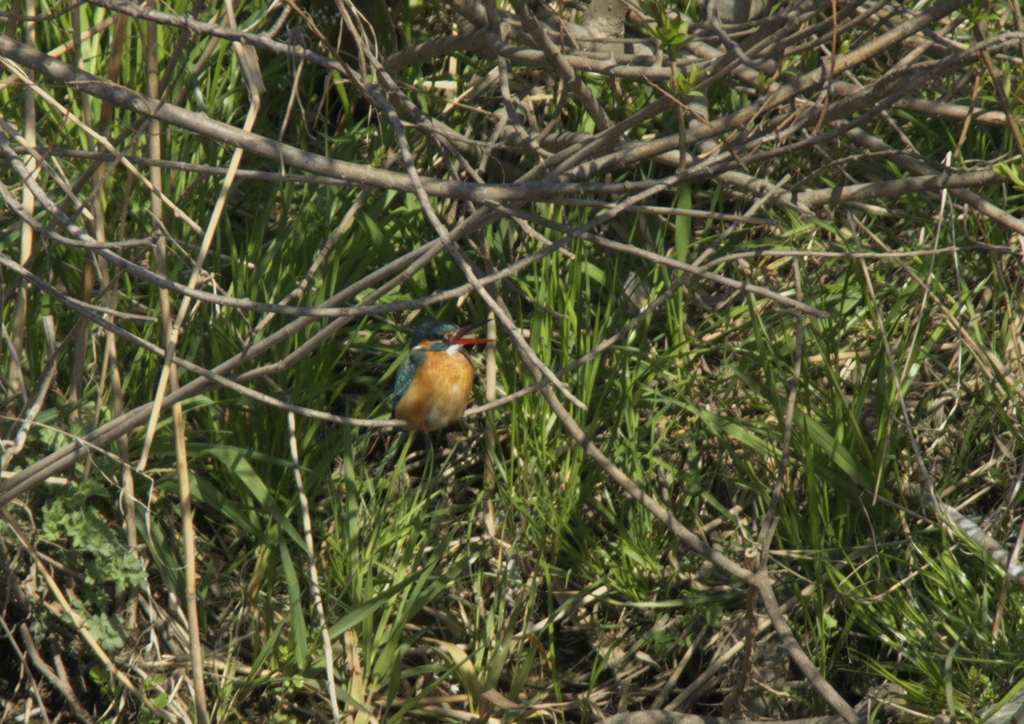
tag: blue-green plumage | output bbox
[410,321,460,346]
[392,348,425,410]
[392,321,485,431]
[392,322,461,414]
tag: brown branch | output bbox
[846,127,1024,235]
[507,0,614,131]
[0,34,639,204]
[531,366,863,722]
[18,623,96,724]
[599,711,845,724]
[795,168,1008,208]
[0,233,439,505]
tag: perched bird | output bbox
[393,321,492,431]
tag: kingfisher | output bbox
[392,321,492,431]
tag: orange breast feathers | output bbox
[393,349,476,431]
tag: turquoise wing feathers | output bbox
[393,348,427,411]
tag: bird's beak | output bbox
[452,323,494,345]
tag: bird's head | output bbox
[409,321,492,349]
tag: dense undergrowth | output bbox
[2,0,1024,721]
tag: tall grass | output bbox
[2,0,1024,722]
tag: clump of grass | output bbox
[3,0,1024,722]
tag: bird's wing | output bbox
[393,348,427,410]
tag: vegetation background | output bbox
[2,0,1024,721]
